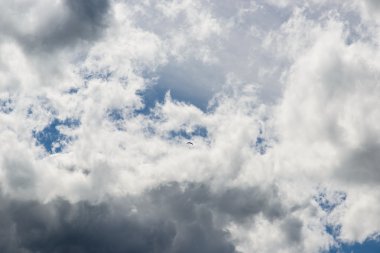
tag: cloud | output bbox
[356,0,380,22]
[0,0,111,91]
[0,182,289,253]
[281,217,304,244]
[272,5,380,246]
[1,0,111,52]
[1,0,380,252]
[337,140,380,184]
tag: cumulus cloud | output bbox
[0,0,111,91]
[1,0,380,252]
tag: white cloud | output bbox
[1,0,380,252]
[272,4,380,247]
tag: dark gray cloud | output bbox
[214,185,285,222]
[1,0,111,54]
[28,0,111,52]
[336,139,380,184]
[0,0,112,90]
[281,217,303,244]
[364,0,380,11]
[0,182,288,253]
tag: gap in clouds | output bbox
[136,59,224,115]
[168,126,208,140]
[0,97,13,114]
[155,61,224,111]
[33,118,80,154]
[328,238,380,253]
[314,189,347,214]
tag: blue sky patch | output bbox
[107,108,124,121]
[155,61,218,112]
[135,59,221,115]
[255,136,267,155]
[66,87,80,94]
[33,118,80,154]
[326,224,341,240]
[107,108,126,131]
[0,98,13,114]
[328,238,380,253]
[83,69,113,81]
[168,126,208,140]
[254,129,270,155]
[135,85,167,115]
[314,190,347,213]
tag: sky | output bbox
[0,0,380,252]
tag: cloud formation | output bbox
[0,182,289,253]
[1,0,380,252]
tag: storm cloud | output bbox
[0,182,288,253]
